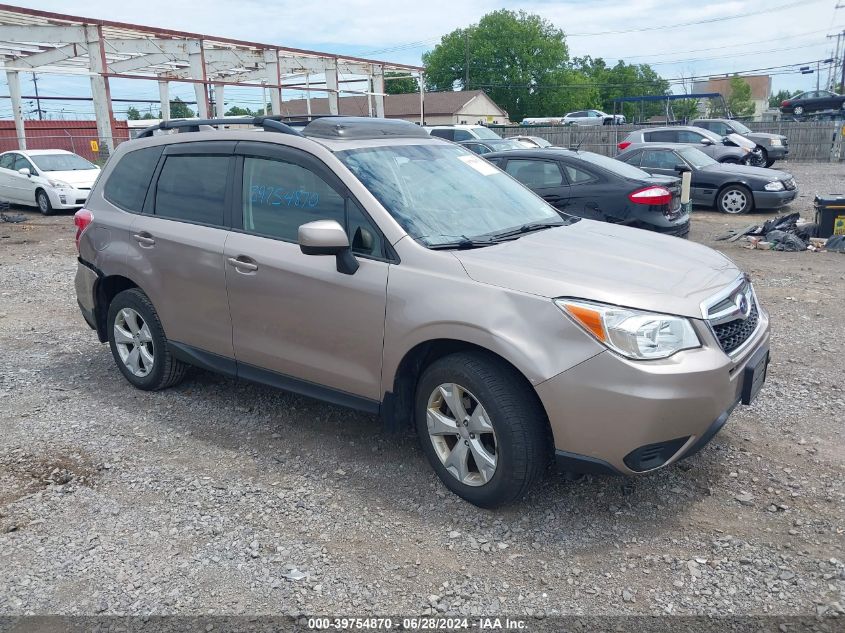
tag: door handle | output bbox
[227,256,258,272]
[133,233,155,247]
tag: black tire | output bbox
[414,351,551,508]
[716,184,754,215]
[749,148,767,168]
[107,288,187,391]
[36,189,52,216]
[764,157,776,168]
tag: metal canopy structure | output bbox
[0,4,425,152]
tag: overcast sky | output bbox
[2,0,843,119]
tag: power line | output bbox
[567,0,819,36]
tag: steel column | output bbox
[372,64,385,118]
[264,49,281,115]
[5,69,25,149]
[213,82,225,117]
[188,40,209,118]
[158,80,170,121]
[325,60,339,115]
[86,25,116,152]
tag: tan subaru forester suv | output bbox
[74,116,770,508]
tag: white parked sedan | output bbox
[562,110,626,126]
[0,149,100,214]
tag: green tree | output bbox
[142,112,157,120]
[574,57,669,121]
[126,106,141,120]
[672,99,701,122]
[169,97,194,119]
[225,105,257,116]
[384,71,419,95]
[726,76,755,118]
[422,10,570,121]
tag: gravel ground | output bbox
[0,162,843,620]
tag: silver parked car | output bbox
[74,116,770,508]
[562,109,625,126]
[618,126,759,164]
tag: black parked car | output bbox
[779,90,845,117]
[485,148,689,237]
[458,139,527,155]
[692,119,788,167]
[616,144,797,215]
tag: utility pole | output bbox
[31,73,43,120]
[827,33,842,90]
[464,31,469,90]
[841,33,845,94]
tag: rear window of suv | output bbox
[154,155,230,226]
[103,146,163,212]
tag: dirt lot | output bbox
[0,162,843,619]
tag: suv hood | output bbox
[452,220,740,318]
[745,132,787,142]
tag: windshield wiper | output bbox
[485,217,578,241]
[428,236,507,250]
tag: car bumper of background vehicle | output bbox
[46,187,89,210]
[753,189,798,209]
[74,259,99,331]
[767,147,788,160]
[537,319,770,476]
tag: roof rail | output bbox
[135,116,304,139]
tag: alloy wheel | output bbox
[721,189,748,214]
[426,383,498,487]
[113,307,155,377]
[37,192,50,214]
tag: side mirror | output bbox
[17,167,31,177]
[298,219,359,275]
[700,138,714,146]
[675,164,691,173]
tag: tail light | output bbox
[74,208,93,252]
[781,100,790,107]
[618,141,632,150]
[628,186,672,206]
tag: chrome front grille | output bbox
[702,277,760,356]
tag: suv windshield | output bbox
[678,147,716,168]
[31,153,97,171]
[729,120,752,135]
[338,143,560,247]
[472,127,501,140]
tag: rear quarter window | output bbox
[103,146,164,212]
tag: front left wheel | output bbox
[717,184,754,215]
[415,352,551,508]
[36,189,52,215]
[107,288,187,391]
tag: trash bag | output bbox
[758,212,800,236]
[765,229,806,252]
[794,223,818,241]
[0,212,27,223]
[826,235,845,253]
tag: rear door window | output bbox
[619,151,642,167]
[453,129,473,141]
[644,130,677,142]
[154,155,230,226]
[505,159,563,189]
[429,129,454,141]
[561,163,595,185]
[641,149,679,169]
[103,146,164,212]
[677,130,705,143]
[0,153,15,170]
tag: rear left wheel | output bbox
[415,352,551,508]
[107,289,187,391]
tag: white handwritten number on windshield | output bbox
[250,185,320,208]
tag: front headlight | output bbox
[770,138,782,147]
[555,299,700,360]
[764,181,785,191]
[48,179,71,189]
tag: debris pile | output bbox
[715,212,843,253]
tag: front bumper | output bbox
[537,307,770,476]
[753,189,798,209]
[766,146,788,160]
[46,186,90,210]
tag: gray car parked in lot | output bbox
[616,143,797,214]
[74,116,770,508]
[692,119,788,167]
[618,126,757,164]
